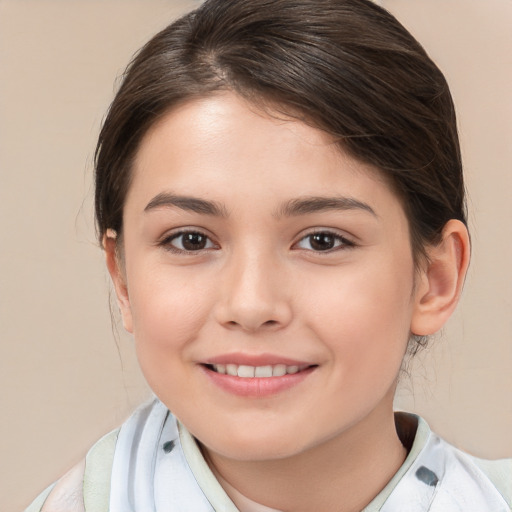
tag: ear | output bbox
[411,219,470,336]
[103,230,133,333]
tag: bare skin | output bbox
[205,386,406,511]
[105,92,469,511]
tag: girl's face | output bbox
[111,92,426,461]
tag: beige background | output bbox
[0,1,510,510]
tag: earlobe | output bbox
[103,230,134,333]
[411,220,470,336]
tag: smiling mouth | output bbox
[204,363,315,378]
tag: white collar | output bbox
[109,400,509,512]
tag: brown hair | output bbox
[95,0,466,263]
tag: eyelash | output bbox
[159,229,355,255]
[293,230,356,253]
[159,230,218,254]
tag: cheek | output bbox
[126,266,214,380]
[132,287,200,338]
[305,258,414,376]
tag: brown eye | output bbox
[166,231,215,252]
[295,231,354,252]
[181,232,208,250]
[309,233,336,251]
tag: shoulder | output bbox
[25,460,86,512]
[465,451,512,508]
[378,414,511,512]
[25,401,171,511]
[25,429,119,512]
[426,433,512,511]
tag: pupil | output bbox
[182,233,206,250]
[310,233,334,251]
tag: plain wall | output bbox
[0,1,510,510]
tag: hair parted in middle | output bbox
[95,0,466,265]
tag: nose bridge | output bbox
[215,242,292,331]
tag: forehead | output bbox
[127,92,403,219]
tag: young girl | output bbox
[26,0,511,510]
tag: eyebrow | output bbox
[144,192,228,217]
[275,196,377,218]
[144,192,376,219]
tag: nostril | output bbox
[224,319,280,331]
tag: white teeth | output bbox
[255,365,273,378]
[272,364,287,377]
[211,363,308,378]
[215,364,226,374]
[237,365,255,378]
[226,364,238,376]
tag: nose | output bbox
[214,250,293,332]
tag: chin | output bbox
[209,439,304,462]
[190,421,300,461]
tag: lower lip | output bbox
[201,365,316,397]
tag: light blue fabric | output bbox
[379,431,510,511]
[109,400,218,511]
[25,400,512,511]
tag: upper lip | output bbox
[203,352,314,367]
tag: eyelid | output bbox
[158,228,219,254]
[156,226,356,254]
[292,228,356,252]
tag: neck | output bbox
[203,396,407,512]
